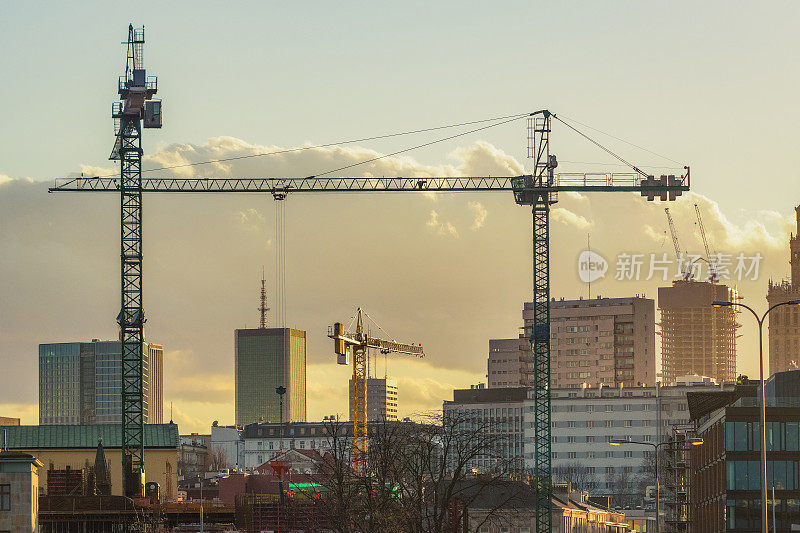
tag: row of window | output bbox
[726,421,800,452]
[727,460,800,491]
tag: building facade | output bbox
[690,370,800,532]
[38,340,163,425]
[0,451,41,533]
[235,328,307,427]
[767,205,800,375]
[517,297,656,389]
[487,338,526,388]
[445,378,730,499]
[241,421,352,470]
[659,280,739,385]
[0,424,179,500]
[210,424,244,470]
[348,378,398,422]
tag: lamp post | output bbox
[275,385,287,533]
[610,437,703,533]
[712,298,800,533]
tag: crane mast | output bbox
[110,24,161,498]
[665,207,694,281]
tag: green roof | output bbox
[0,424,178,449]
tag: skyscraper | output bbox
[659,280,738,385]
[235,328,307,426]
[767,205,800,374]
[38,340,163,425]
[349,377,398,422]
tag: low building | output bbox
[0,450,42,533]
[0,424,179,500]
[178,433,209,477]
[689,370,800,531]
[210,423,243,470]
[242,421,352,470]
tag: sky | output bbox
[2,2,800,433]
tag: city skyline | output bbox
[3,3,800,433]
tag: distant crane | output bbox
[665,207,694,281]
[328,308,424,473]
[695,203,719,282]
[49,23,690,530]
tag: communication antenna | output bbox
[259,266,270,328]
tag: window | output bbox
[0,484,8,511]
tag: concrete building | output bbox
[241,421,352,470]
[235,328,306,426]
[659,280,739,385]
[444,377,730,498]
[767,205,800,375]
[689,370,800,531]
[0,424,179,500]
[487,338,526,388]
[348,377,398,421]
[443,387,530,474]
[497,296,656,389]
[210,423,244,470]
[38,340,163,425]
[178,433,209,477]
[0,450,42,533]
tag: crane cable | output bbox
[87,112,532,179]
[308,114,528,178]
[553,115,650,178]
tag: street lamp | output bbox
[609,438,703,533]
[712,298,800,533]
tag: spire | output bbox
[259,266,269,329]
[94,437,111,496]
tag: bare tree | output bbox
[552,461,597,493]
[206,445,228,472]
[310,411,523,533]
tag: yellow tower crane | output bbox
[328,308,424,473]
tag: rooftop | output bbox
[0,424,179,449]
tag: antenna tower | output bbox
[259,267,269,328]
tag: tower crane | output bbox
[665,207,694,281]
[49,23,690,531]
[328,308,424,473]
[695,203,719,282]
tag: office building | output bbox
[38,340,163,425]
[659,280,739,385]
[445,376,730,496]
[690,370,800,531]
[498,296,655,389]
[767,205,800,374]
[242,421,353,470]
[235,328,306,427]
[348,377,398,422]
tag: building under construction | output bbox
[659,280,738,385]
[767,205,800,374]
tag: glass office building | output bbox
[39,340,163,425]
[235,328,306,427]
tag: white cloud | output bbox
[468,201,487,230]
[426,210,459,238]
[551,207,592,229]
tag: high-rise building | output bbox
[348,377,398,422]
[767,205,800,374]
[496,296,656,389]
[659,280,738,385]
[234,328,306,427]
[38,340,163,425]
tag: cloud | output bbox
[426,210,459,238]
[551,207,592,229]
[468,201,487,230]
[3,137,800,432]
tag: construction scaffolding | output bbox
[663,423,697,533]
[659,280,739,385]
[235,493,330,532]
